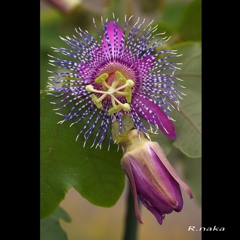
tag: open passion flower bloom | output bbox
[120,129,193,224]
[47,15,185,148]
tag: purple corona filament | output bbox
[47,15,185,148]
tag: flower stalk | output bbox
[123,184,139,240]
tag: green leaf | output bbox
[170,42,201,158]
[40,10,63,48]
[136,0,165,13]
[104,0,126,20]
[40,91,125,219]
[40,206,71,240]
[177,0,202,42]
[152,1,187,38]
[40,10,65,90]
[40,8,97,90]
[181,155,201,205]
[161,1,187,29]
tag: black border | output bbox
[202,0,233,236]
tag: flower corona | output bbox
[48,15,185,148]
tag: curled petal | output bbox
[121,154,143,224]
[138,194,164,225]
[135,96,176,139]
[147,145,183,211]
[150,142,193,199]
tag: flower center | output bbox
[86,71,134,114]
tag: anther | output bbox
[122,103,130,111]
[95,73,109,83]
[115,71,127,83]
[86,85,94,92]
[126,79,134,87]
[91,94,102,108]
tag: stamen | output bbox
[125,87,132,103]
[91,94,102,108]
[85,71,135,114]
[108,104,123,114]
[96,93,108,103]
[115,91,128,96]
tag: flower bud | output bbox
[120,130,193,224]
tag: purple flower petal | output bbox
[148,144,183,211]
[134,55,154,79]
[150,143,193,199]
[129,153,175,213]
[103,22,123,57]
[121,154,143,224]
[138,194,164,225]
[135,96,176,139]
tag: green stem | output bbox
[123,184,139,240]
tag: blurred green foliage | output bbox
[40,206,71,240]
[40,90,125,219]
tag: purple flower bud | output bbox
[120,130,193,224]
